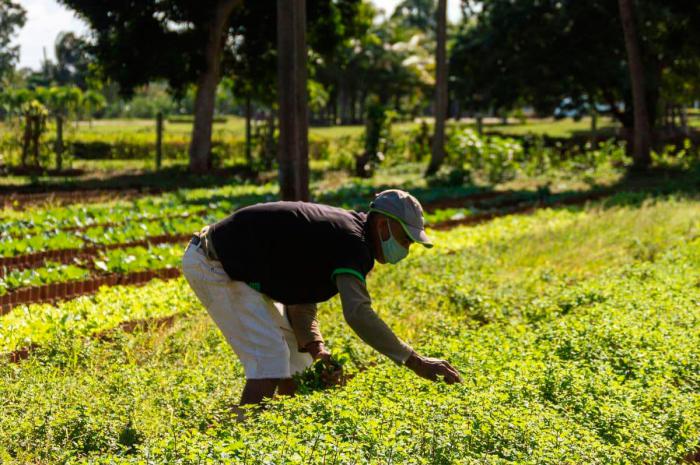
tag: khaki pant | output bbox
[181,240,312,379]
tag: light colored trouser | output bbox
[181,240,312,379]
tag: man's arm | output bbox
[335,274,462,383]
[286,303,324,354]
[286,304,339,385]
[334,273,413,364]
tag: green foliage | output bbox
[0,277,196,354]
[443,128,633,184]
[651,138,697,169]
[356,97,395,177]
[0,262,89,295]
[293,352,351,394]
[450,0,700,128]
[1,198,699,463]
[0,0,26,83]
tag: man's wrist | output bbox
[305,341,325,358]
[404,350,422,370]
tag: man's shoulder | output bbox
[277,201,367,229]
[238,200,359,217]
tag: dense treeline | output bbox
[1,0,700,177]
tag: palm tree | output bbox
[37,86,83,171]
[81,90,106,128]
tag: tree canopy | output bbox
[450,0,700,128]
[0,0,26,83]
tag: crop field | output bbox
[4,0,700,461]
[0,175,699,464]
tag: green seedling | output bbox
[293,352,351,394]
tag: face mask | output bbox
[380,222,409,264]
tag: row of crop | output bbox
[0,276,193,361]
[1,208,205,241]
[0,243,183,296]
[0,192,223,235]
[0,193,581,311]
[0,182,276,228]
[0,190,575,311]
[0,176,521,237]
[1,198,699,463]
[0,268,181,319]
[2,195,691,362]
[0,232,190,274]
[0,212,205,259]
[0,241,184,313]
[0,206,589,357]
[0,188,161,210]
[1,180,484,232]
[0,191,546,270]
[0,183,485,261]
[3,188,508,247]
[2,187,616,276]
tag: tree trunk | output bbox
[680,105,689,135]
[426,0,448,176]
[349,91,357,124]
[155,112,163,171]
[618,0,651,170]
[264,109,276,170]
[245,96,252,166]
[590,98,598,142]
[331,89,338,126]
[276,0,310,201]
[55,115,64,171]
[188,0,241,174]
[358,90,366,124]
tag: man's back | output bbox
[209,201,375,304]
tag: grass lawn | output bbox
[71,117,419,140]
[485,116,622,138]
[4,116,621,142]
[0,115,638,152]
[71,116,368,138]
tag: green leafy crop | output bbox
[293,352,351,394]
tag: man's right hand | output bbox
[405,351,463,384]
[305,341,343,386]
[305,341,331,361]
